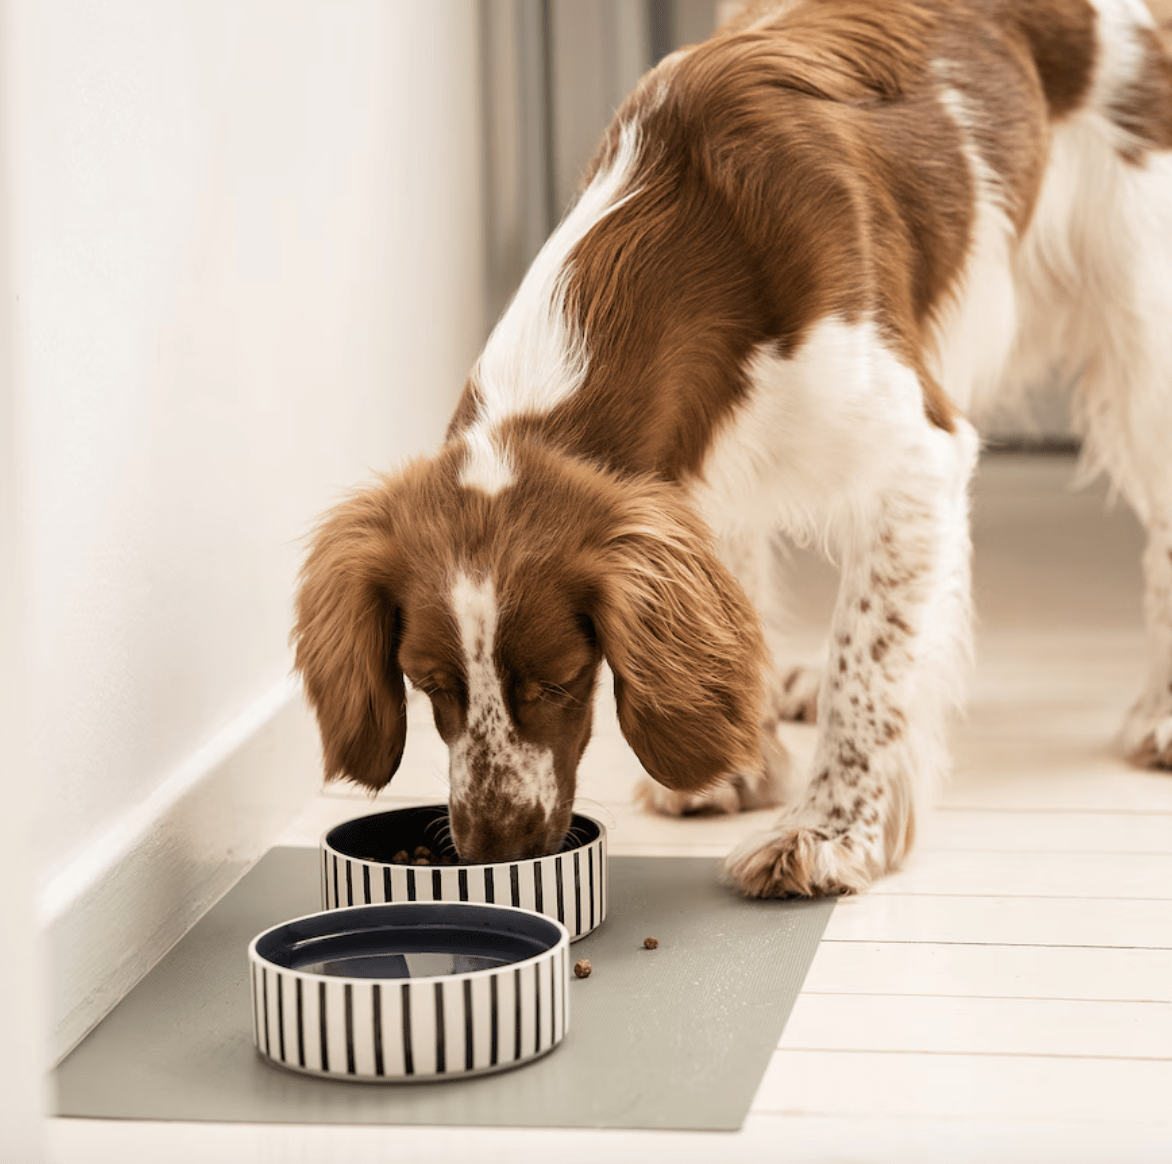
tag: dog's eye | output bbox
[413,675,460,702]
[516,680,549,705]
[517,676,583,707]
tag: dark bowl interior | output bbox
[325,805,602,867]
[256,902,564,979]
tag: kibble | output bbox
[390,844,462,866]
[573,959,592,979]
[643,936,659,949]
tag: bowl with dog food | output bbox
[248,899,569,1082]
[320,804,607,941]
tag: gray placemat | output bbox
[54,847,832,1131]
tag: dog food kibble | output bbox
[573,959,592,979]
[643,936,659,949]
[390,846,458,866]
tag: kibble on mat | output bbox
[643,936,659,949]
[573,959,592,979]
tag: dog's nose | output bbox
[449,799,567,863]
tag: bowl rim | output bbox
[319,803,607,871]
[248,899,571,989]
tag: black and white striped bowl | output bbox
[320,805,607,941]
[248,900,570,1082]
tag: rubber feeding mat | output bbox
[54,847,833,1131]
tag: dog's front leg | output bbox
[1121,512,1172,768]
[725,420,978,896]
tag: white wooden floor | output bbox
[48,453,1172,1163]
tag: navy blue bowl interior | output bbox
[325,805,602,866]
[255,902,564,979]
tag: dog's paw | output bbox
[722,823,881,897]
[771,665,821,724]
[635,774,744,816]
[1121,706,1172,769]
[634,728,792,817]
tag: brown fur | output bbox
[295,440,766,826]
[1009,0,1098,120]
[1110,24,1172,160]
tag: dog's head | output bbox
[294,438,765,862]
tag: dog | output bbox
[294,0,1172,896]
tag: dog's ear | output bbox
[293,484,407,791]
[588,484,767,793]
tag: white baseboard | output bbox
[39,675,324,1065]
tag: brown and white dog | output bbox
[295,0,1172,896]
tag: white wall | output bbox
[6,0,485,1061]
[1,2,47,1151]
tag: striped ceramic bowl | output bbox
[320,805,607,941]
[248,900,570,1082]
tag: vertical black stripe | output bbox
[489,973,499,1066]
[573,852,582,935]
[250,962,259,1048]
[261,967,270,1054]
[509,864,520,907]
[599,839,606,920]
[276,973,286,1061]
[588,848,595,930]
[383,865,392,903]
[345,860,354,907]
[458,867,469,902]
[564,946,570,1030]
[401,983,414,1076]
[344,984,356,1074]
[513,968,522,1060]
[534,961,542,1053]
[555,856,565,923]
[533,862,544,914]
[484,866,495,903]
[372,984,384,1076]
[463,979,475,1071]
[406,867,417,902]
[362,863,371,904]
[434,982,446,1074]
[432,867,443,900]
[296,977,306,1067]
[332,854,339,910]
[549,954,556,1047]
[321,848,329,908]
[318,981,330,1072]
